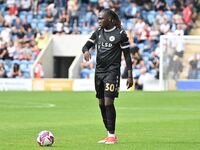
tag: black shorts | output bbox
[95,72,120,99]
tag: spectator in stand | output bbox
[7,41,15,60]
[4,9,17,25]
[35,29,49,50]
[188,53,200,79]
[8,3,18,16]
[98,0,109,10]
[172,9,184,25]
[6,0,16,9]
[45,8,54,28]
[149,26,159,44]
[148,51,159,79]
[15,26,25,39]
[34,61,44,78]
[53,18,64,35]
[8,63,22,78]
[13,17,23,30]
[133,18,145,42]
[0,62,6,78]
[12,40,23,60]
[68,0,80,34]
[0,12,4,26]
[20,0,32,12]
[153,0,167,11]
[54,0,67,16]
[0,42,9,60]
[25,27,35,41]
[59,9,69,24]
[21,41,32,60]
[59,9,70,34]
[154,9,168,28]
[22,18,31,32]
[31,41,41,60]
[80,48,96,78]
[124,1,138,19]
[159,17,170,35]
[137,67,155,89]
[138,23,150,43]
[0,23,11,43]
[85,5,97,27]
[109,0,120,14]
[183,2,194,33]
[174,23,185,36]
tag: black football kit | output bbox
[82,26,132,99]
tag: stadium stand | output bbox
[0,0,199,87]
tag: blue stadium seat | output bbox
[147,10,156,24]
[165,11,173,21]
[37,21,46,31]
[27,13,33,23]
[12,59,20,65]
[20,60,29,72]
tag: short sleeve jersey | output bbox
[88,26,130,74]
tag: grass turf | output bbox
[0,91,200,150]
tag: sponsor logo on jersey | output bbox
[99,42,112,48]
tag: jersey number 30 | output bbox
[105,83,115,92]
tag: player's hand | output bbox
[83,51,91,61]
[126,77,133,89]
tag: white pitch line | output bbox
[117,107,200,112]
[0,101,56,108]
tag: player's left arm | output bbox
[120,30,133,89]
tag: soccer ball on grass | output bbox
[37,130,54,146]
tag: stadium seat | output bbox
[20,60,29,72]
[147,10,156,24]
[37,21,46,31]
[27,13,33,23]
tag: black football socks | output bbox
[99,104,108,130]
[105,104,116,134]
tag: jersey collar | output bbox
[104,26,116,32]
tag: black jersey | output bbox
[87,26,130,74]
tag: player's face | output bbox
[98,11,107,28]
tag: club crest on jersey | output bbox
[109,36,115,42]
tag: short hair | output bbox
[101,9,121,29]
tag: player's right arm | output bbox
[82,30,97,61]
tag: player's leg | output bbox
[99,98,108,130]
[104,97,115,135]
[102,73,119,144]
[97,98,110,144]
[104,97,117,144]
[95,74,109,143]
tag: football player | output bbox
[82,8,133,144]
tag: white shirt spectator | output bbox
[6,0,16,8]
[138,70,155,85]
[134,19,145,34]
[4,13,16,25]
[55,21,63,33]
[20,0,31,10]
[0,27,11,43]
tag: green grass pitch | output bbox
[0,91,200,150]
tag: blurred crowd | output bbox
[0,0,200,86]
[79,0,200,89]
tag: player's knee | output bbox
[98,99,105,106]
[104,97,114,106]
